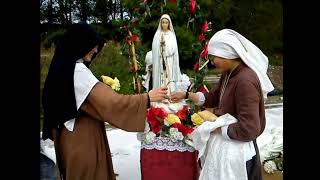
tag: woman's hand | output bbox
[169,91,187,103]
[148,87,168,102]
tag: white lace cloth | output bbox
[191,113,251,180]
[137,120,195,152]
[141,136,195,152]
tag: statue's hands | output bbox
[169,91,186,103]
[148,87,168,102]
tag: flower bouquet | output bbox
[138,104,218,149]
[263,152,283,174]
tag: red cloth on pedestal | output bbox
[140,149,200,180]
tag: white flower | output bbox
[177,74,191,91]
[264,160,277,174]
[169,127,179,134]
[169,128,184,141]
[136,123,153,142]
[145,131,156,144]
[144,121,150,132]
[175,132,184,141]
[136,132,145,141]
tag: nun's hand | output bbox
[170,91,186,103]
[148,87,168,102]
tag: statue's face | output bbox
[161,18,170,31]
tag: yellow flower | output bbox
[101,76,121,91]
[191,113,204,126]
[165,114,181,125]
[111,77,120,91]
[101,75,113,84]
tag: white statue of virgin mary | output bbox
[152,14,181,94]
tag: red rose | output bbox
[169,0,177,3]
[146,111,161,134]
[131,34,140,42]
[171,123,194,135]
[149,119,161,134]
[147,107,168,134]
[155,108,168,119]
[146,107,167,134]
[200,42,208,59]
[129,66,135,73]
[189,0,196,15]
[198,87,206,92]
[199,33,205,41]
[201,21,208,33]
[194,63,199,72]
[200,49,208,59]
[175,106,189,121]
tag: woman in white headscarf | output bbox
[170,29,274,180]
[152,14,181,94]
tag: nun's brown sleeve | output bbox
[227,79,265,142]
[80,82,148,132]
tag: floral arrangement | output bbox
[191,20,211,93]
[260,127,283,174]
[101,75,121,91]
[263,152,283,174]
[141,105,207,147]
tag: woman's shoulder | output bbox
[238,66,260,85]
[74,63,97,82]
[75,62,90,72]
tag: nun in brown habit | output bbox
[42,23,168,180]
[170,29,274,180]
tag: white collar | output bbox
[76,59,84,63]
